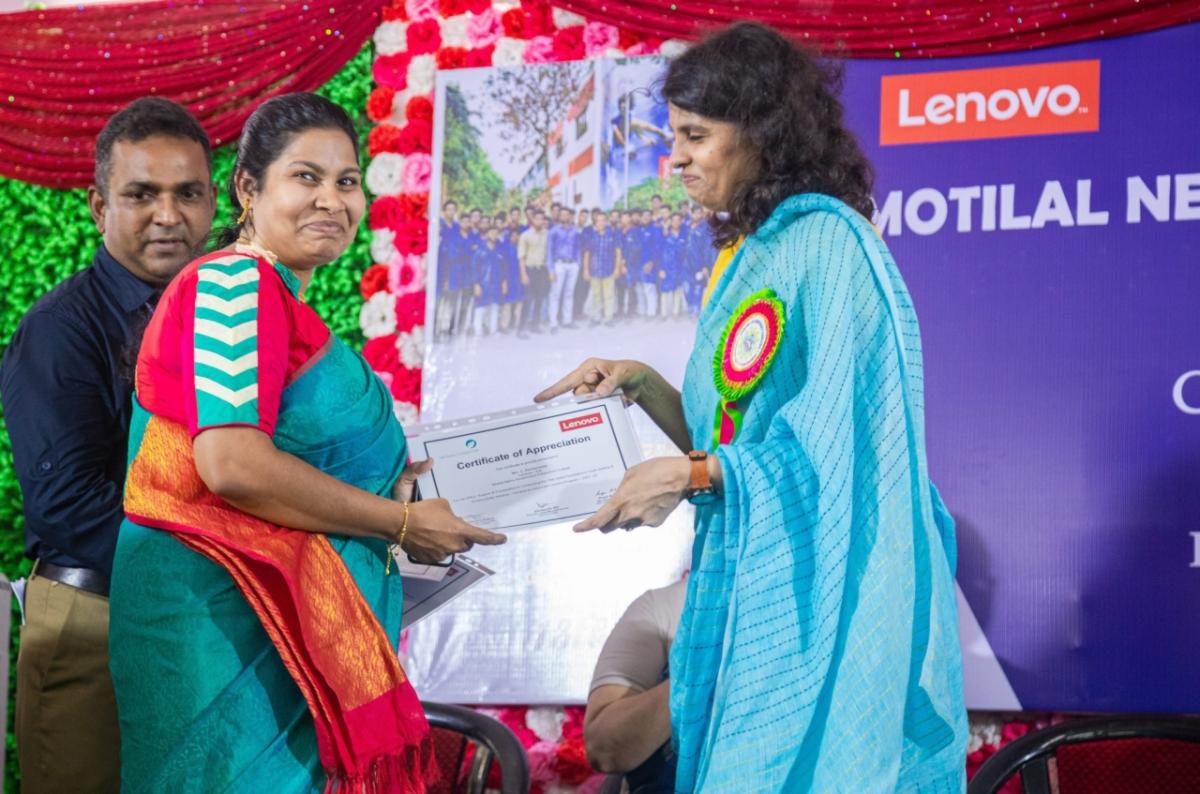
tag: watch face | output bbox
[687,489,719,506]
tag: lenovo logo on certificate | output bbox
[560,412,603,432]
[879,60,1100,144]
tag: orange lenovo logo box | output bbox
[880,60,1099,145]
[559,412,603,432]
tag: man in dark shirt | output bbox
[616,210,639,318]
[442,213,476,338]
[573,207,594,322]
[638,208,663,317]
[0,97,215,793]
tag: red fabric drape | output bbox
[553,0,1200,58]
[0,0,384,188]
[3,0,1198,188]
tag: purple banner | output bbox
[841,23,1200,711]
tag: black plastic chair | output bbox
[968,716,1200,794]
[422,701,531,794]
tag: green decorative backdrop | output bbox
[0,45,374,789]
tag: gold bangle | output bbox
[385,501,410,577]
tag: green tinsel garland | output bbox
[0,45,374,787]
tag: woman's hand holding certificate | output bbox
[569,457,691,533]
[536,357,724,534]
[392,458,508,562]
[401,498,507,562]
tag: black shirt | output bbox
[0,245,158,576]
[626,741,677,794]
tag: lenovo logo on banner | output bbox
[880,60,1100,145]
[560,412,603,432]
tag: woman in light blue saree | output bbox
[538,23,966,793]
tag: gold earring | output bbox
[237,203,250,225]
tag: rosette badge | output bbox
[711,289,785,446]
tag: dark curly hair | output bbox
[662,22,874,248]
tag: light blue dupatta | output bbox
[672,194,966,793]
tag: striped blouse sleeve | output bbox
[186,254,291,436]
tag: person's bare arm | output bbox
[584,682,671,773]
[193,427,505,560]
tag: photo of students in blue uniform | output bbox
[583,212,621,325]
[437,211,476,339]
[637,209,663,317]
[472,226,507,336]
[434,199,714,341]
[499,220,524,332]
[658,214,688,318]
[617,211,642,318]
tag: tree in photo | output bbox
[442,83,505,211]
[486,61,592,183]
[626,174,690,211]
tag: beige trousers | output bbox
[589,276,617,321]
[16,572,120,793]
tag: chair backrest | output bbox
[422,701,531,794]
[968,717,1200,794]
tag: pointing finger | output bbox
[534,361,592,403]
[575,501,619,533]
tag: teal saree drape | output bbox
[110,339,410,793]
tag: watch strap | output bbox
[687,451,711,492]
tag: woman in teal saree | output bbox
[109,94,504,793]
[538,23,967,793]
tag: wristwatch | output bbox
[684,450,719,506]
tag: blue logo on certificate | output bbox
[465,439,478,449]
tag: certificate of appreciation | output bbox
[406,395,642,531]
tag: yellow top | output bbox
[702,237,743,307]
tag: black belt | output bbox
[35,561,110,598]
